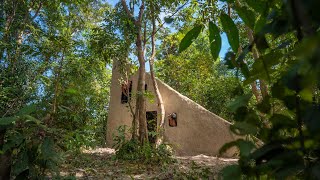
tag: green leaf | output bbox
[270,114,295,130]
[65,88,78,95]
[13,150,29,176]
[245,0,267,14]
[238,140,256,157]
[3,132,24,152]
[304,106,320,134]
[179,25,204,53]
[17,104,37,116]
[208,21,221,60]
[164,17,174,24]
[41,137,55,157]
[230,121,258,135]
[250,143,283,161]
[256,95,271,113]
[220,13,239,52]
[235,6,256,29]
[244,51,282,84]
[0,117,18,126]
[254,34,269,50]
[23,115,41,124]
[228,94,252,112]
[220,165,242,180]
[40,75,51,86]
[254,15,267,33]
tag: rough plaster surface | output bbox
[106,61,239,157]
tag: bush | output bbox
[115,140,175,165]
[112,126,174,165]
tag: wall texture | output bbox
[106,61,239,157]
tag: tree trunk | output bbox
[121,0,148,144]
[136,22,148,144]
[246,27,269,100]
[149,4,165,146]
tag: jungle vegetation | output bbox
[0,0,320,179]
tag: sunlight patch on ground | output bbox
[82,147,115,155]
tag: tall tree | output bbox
[121,0,148,143]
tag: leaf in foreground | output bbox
[179,25,204,53]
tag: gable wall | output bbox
[106,62,238,157]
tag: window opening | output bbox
[145,84,148,91]
[168,113,177,127]
[121,80,132,104]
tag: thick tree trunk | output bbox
[136,16,147,143]
[136,62,148,144]
[121,0,148,144]
[148,5,165,146]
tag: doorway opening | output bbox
[146,111,157,144]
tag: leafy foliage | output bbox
[0,0,111,178]
[173,0,320,178]
[156,31,243,121]
[218,0,320,179]
[112,126,174,165]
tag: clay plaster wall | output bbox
[106,62,238,157]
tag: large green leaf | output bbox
[245,0,267,14]
[164,16,174,24]
[304,106,320,134]
[12,150,29,176]
[220,164,242,180]
[228,94,252,112]
[235,6,256,29]
[220,13,239,52]
[17,104,37,116]
[2,132,24,152]
[230,121,258,135]
[179,24,204,53]
[256,95,271,113]
[0,117,18,126]
[270,114,295,130]
[244,51,282,85]
[254,15,267,33]
[208,21,221,60]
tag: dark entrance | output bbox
[146,111,157,144]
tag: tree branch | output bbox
[31,1,42,21]
[137,0,144,23]
[121,0,134,19]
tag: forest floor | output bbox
[59,148,238,179]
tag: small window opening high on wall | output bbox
[168,113,177,127]
[121,80,132,104]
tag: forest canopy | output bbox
[1,0,320,179]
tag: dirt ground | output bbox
[59,148,238,179]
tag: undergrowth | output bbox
[114,139,175,165]
[112,125,175,165]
